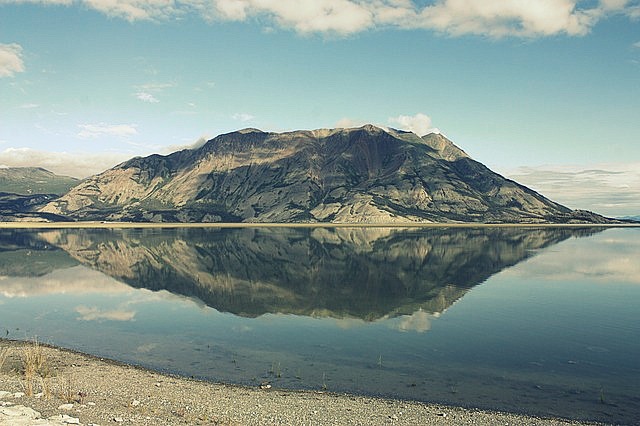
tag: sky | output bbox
[1,0,639,217]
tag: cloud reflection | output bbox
[396,309,437,333]
[0,265,133,298]
[135,343,159,353]
[502,230,640,285]
[75,305,136,322]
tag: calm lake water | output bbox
[1,226,639,424]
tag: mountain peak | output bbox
[358,124,386,133]
[237,128,265,134]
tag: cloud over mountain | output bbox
[389,113,437,136]
[0,147,130,178]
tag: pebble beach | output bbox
[0,339,608,426]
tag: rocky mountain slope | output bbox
[40,125,611,223]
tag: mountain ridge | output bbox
[39,125,617,224]
[0,166,79,196]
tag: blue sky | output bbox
[1,0,639,216]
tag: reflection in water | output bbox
[74,305,136,322]
[29,226,598,319]
[0,230,77,278]
[1,226,639,425]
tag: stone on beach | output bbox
[0,404,81,425]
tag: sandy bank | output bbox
[0,340,606,426]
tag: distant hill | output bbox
[40,125,617,223]
[0,167,79,222]
[618,215,640,222]
[0,167,79,196]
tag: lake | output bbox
[1,226,639,424]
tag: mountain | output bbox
[40,126,613,223]
[0,167,79,222]
[0,167,79,196]
[32,226,600,319]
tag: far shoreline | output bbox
[1,221,639,229]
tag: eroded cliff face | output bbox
[40,125,593,223]
[35,226,599,319]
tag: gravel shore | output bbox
[0,340,607,426]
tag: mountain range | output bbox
[33,125,617,223]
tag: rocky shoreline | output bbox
[0,340,606,425]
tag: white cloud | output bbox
[0,43,25,78]
[415,0,601,37]
[162,135,210,153]
[7,0,73,4]
[82,0,179,21]
[503,162,640,217]
[3,0,637,38]
[135,91,159,103]
[18,103,39,109]
[634,41,640,48]
[599,0,631,10]
[0,147,130,178]
[77,122,138,139]
[388,112,438,136]
[135,82,174,91]
[335,117,368,128]
[213,0,378,34]
[232,112,255,122]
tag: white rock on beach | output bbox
[49,414,81,424]
[0,404,44,425]
[0,405,83,426]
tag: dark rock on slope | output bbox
[0,192,68,222]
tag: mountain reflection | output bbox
[0,230,77,277]
[3,227,600,320]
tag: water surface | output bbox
[0,226,638,424]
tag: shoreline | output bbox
[0,339,607,425]
[0,221,638,229]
